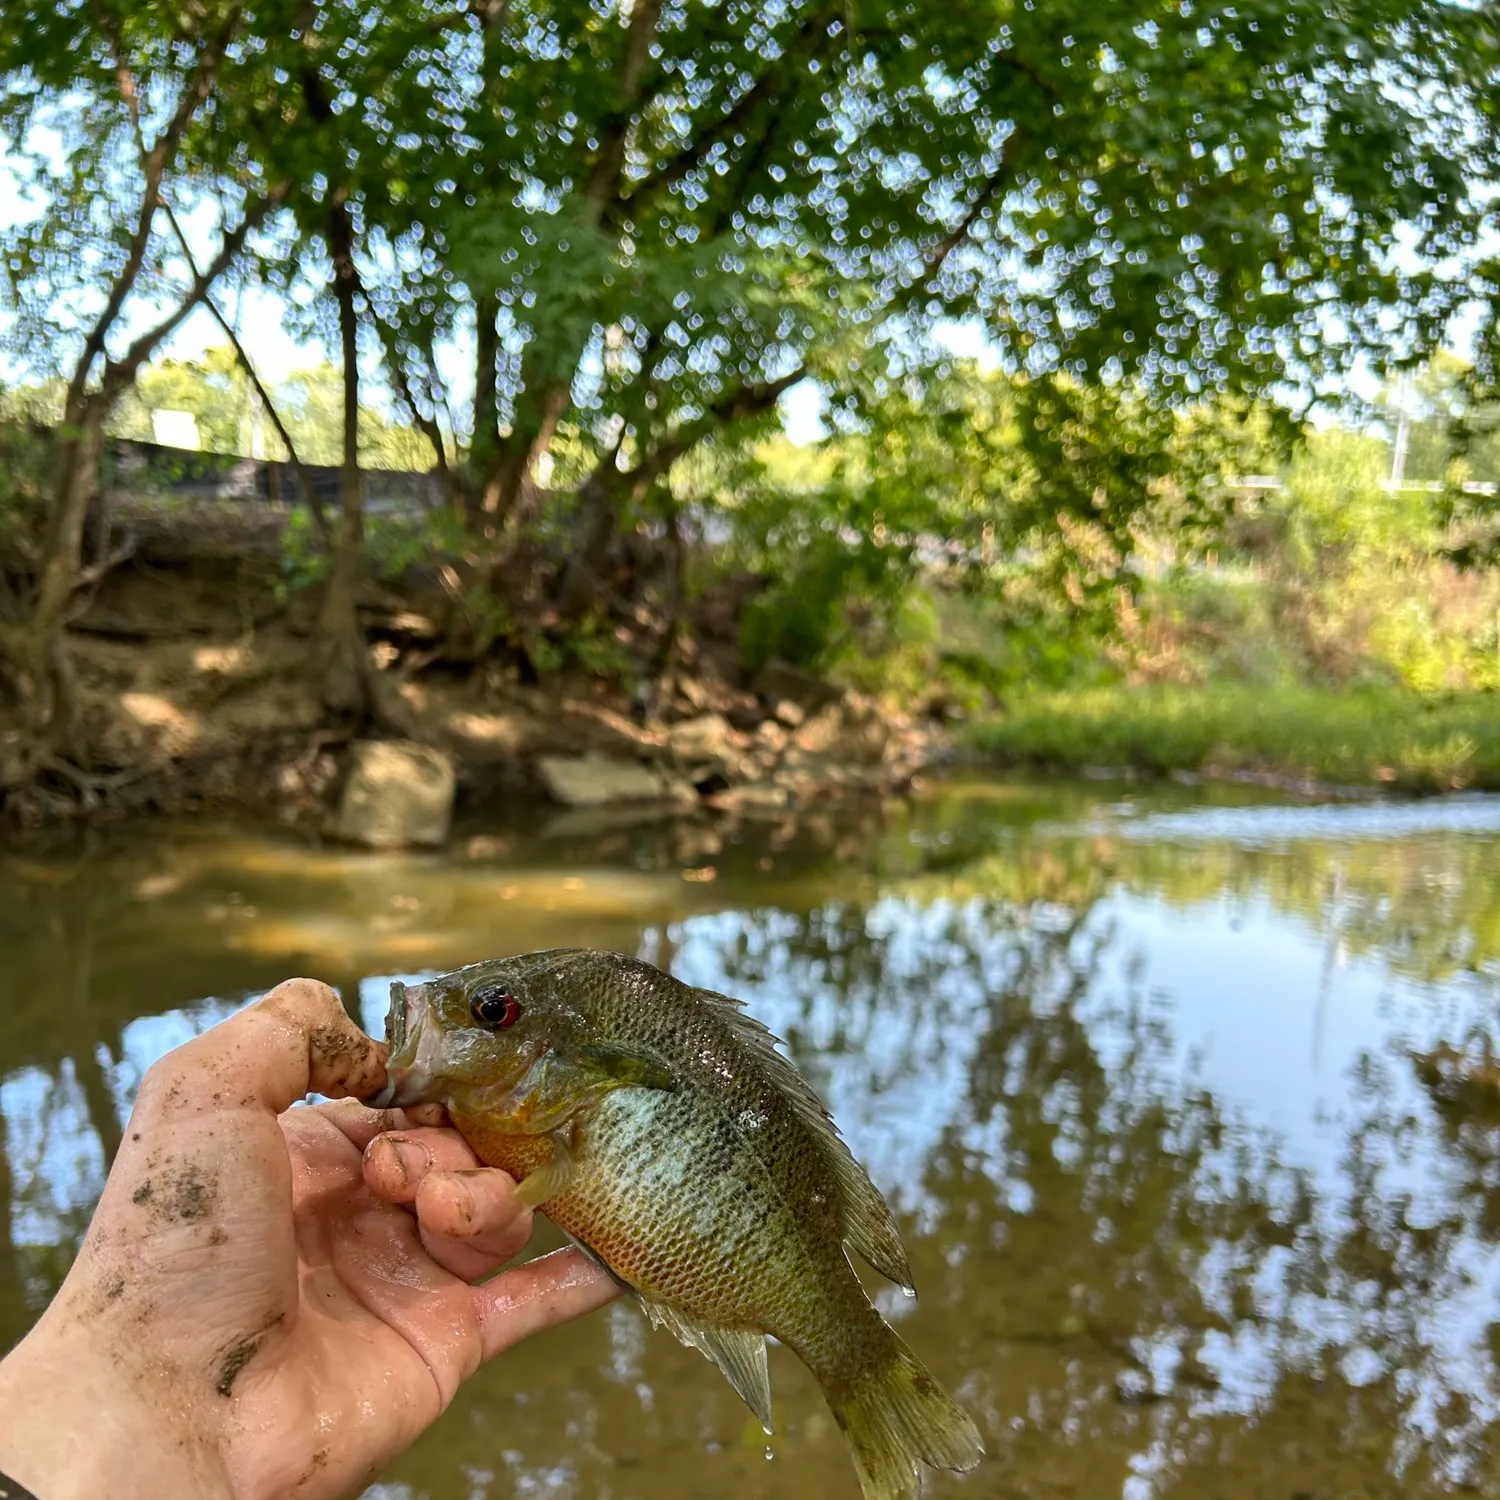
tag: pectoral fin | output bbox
[569,1043,678,1093]
[644,1301,773,1434]
[514,1131,574,1208]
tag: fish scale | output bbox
[373,948,985,1500]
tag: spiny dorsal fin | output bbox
[691,984,915,1293]
[644,1300,774,1434]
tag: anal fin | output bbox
[645,1301,773,1434]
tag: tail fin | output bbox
[830,1336,985,1500]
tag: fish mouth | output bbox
[363,980,445,1110]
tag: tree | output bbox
[338,0,1500,613]
[0,1,286,777]
[110,345,255,456]
[196,0,468,713]
[700,363,1264,673]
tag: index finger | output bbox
[135,978,387,1123]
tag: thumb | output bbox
[133,978,387,1124]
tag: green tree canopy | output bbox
[323,0,1500,514]
[9,0,1500,533]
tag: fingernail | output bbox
[444,1176,477,1229]
[435,1176,474,1236]
[376,1135,431,1187]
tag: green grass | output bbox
[965,685,1500,793]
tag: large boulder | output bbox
[536,753,674,807]
[336,740,456,848]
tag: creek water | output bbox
[3,776,1500,1500]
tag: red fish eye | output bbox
[471,986,520,1029]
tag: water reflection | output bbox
[2,780,1499,1498]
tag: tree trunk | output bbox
[468,288,502,519]
[318,192,368,717]
[557,435,688,621]
[483,383,570,525]
[0,403,107,775]
[649,500,686,676]
[558,463,630,619]
[62,889,124,1169]
[553,370,805,625]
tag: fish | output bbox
[367,947,985,1500]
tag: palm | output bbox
[210,1104,493,1500]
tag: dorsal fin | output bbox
[691,984,915,1293]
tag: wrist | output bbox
[0,1314,233,1500]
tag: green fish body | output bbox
[371,948,984,1500]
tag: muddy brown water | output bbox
[4,777,1500,1500]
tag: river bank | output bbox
[1,580,935,832]
[965,683,1500,794]
[15,626,1500,831]
[9,522,1499,828]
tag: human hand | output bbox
[0,978,620,1500]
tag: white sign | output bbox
[151,410,201,450]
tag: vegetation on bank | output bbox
[926,419,1500,794]
[964,686,1500,793]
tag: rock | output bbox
[834,713,892,762]
[707,784,791,816]
[773,700,805,729]
[667,713,734,769]
[792,704,845,755]
[741,751,772,780]
[659,773,702,804]
[772,767,817,799]
[536,753,667,807]
[440,710,537,764]
[557,701,668,758]
[755,719,789,753]
[727,704,765,732]
[337,740,456,849]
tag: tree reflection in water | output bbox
[0,783,1498,1500]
